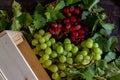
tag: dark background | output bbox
[0,0,120,51]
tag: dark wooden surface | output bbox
[0,0,120,51]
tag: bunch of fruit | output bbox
[32,28,102,80]
[48,6,90,45]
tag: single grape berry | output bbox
[63,8,69,13]
[69,6,75,12]
[51,22,58,28]
[70,16,77,23]
[74,7,80,14]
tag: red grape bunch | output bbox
[48,6,90,45]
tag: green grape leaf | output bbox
[115,57,120,69]
[45,3,65,22]
[108,36,118,51]
[83,0,100,11]
[105,62,120,78]
[34,3,44,14]
[95,36,109,52]
[0,10,11,31]
[101,23,114,35]
[17,12,33,27]
[83,65,95,80]
[104,52,116,63]
[65,0,80,6]
[54,0,65,11]
[81,11,89,20]
[12,0,22,17]
[11,0,22,31]
[109,73,120,80]
[92,33,117,52]
[33,13,46,29]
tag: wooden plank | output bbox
[0,30,51,80]
[17,36,51,80]
[0,32,38,80]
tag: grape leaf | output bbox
[11,0,22,30]
[81,11,89,20]
[95,36,109,52]
[105,62,120,78]
[65,0,80,6]
[109,74,120,80]
[0,10,11,31]
[17,12,33,27]
[115,57,120,69]
[33,13,46,29]
[45,3,65,22]
[104,52,116,63]
[101,23,114,35]
[54,0,65,11]
[12,0,22,17]
[82,0,100,11]
[34,3,44,14]
[83,65,95,80]
[108,36,118,51]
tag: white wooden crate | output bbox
[0,30,51,80]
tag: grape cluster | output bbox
[48,6,90,45]
[31,29,102,80]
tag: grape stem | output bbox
[95,74,107,80]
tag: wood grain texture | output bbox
[17,39,51,80]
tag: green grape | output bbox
[93,47,102,55]
[50,38,56,44]
[67,57,73,64]
[42,54,49,60]
[52,72,59,80]
[46,41,52,47]
[84,55,91,60]
[64,38,71,44]
[93,54,101,60]
[60,72,66,77]
[45,47,52,55]
[82,60,90,65]
[58,63,66,70]
[43,32,51,41]
[57,45,64,54]
[67,52,72,57]
[80,51,88,56]
[35,44,41,51]
[34,33,41,40]
[43,35,50,42]
[82,48,89,52]
[52,43,58,50]
[40,43,47,50]
[71,46,79,54]
[92,43,99,48]
[75,54,83,62]
[32,39,38,46]
[57,42,62,45]
[50,51,58,58]
[39,37,45,43]
[45,32,51,38]
[64,43,72,51]
[85,38,93,48]
[38,29,45,36]
[39,58,45,63]
[32,48,38,55]
[38,50,44,56]
[49,65,58,72]
[81,41,86,48]
[63,51,67,55]
[44,60,52,67]
[59,55,66,63]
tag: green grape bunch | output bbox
[31,29,103,80]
